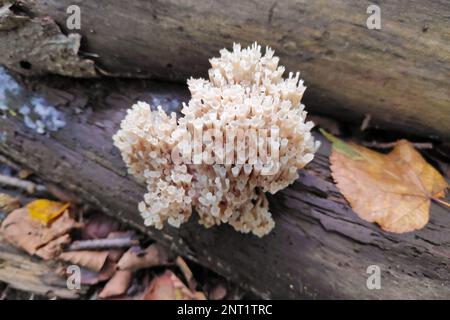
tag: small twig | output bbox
[363,141,433,150]
[0,174,46,193]
[433,197,450,208]
[66,238,139,251]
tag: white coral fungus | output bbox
[113,43,320,237]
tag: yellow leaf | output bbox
[326,136,448,233]
[27,199,70,225]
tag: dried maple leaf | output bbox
[322,130,448,233]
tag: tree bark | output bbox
[0,72,449,299]
[1,0,449,139]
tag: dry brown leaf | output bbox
[326,133,448,233]
[0,208,78,255]
[59,250,109,272]
[98,270,133,299]
[117,244,169,271]
[35,234,71,260]
[143,270,205,300]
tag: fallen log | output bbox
[1,0,449,139]
[0,71,449,299]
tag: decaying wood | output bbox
[1,0,449,139]
[0,235,85,299]
[0,2,96,77]
[0,73,448,299]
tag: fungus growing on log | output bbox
[113,43,319,237]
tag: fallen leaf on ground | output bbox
[98,270,133,299]
[35,234,71,260]
[143,270,205,300]
[27,199,70,226]
[0,208,78,256]
[322,130,448,233]
[0,193,20,214]
[59,250,109,272]
[117,244,169,271]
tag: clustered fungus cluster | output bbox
[113,43,319,237]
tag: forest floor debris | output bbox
[0,162,249,300]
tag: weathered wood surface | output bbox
[2,0,449,139]
[0,73,449,299]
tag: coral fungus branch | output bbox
[113,43,319,237]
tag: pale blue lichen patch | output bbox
[0,66,65,134]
